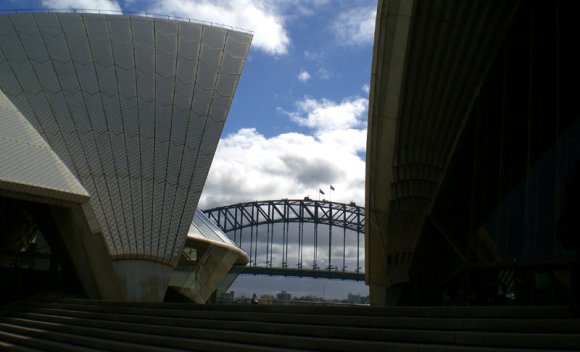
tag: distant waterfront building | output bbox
[259,294,274,305]
[0,12,251,303]
[347,293,369,305]
[276,290,292,304]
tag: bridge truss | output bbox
[203,199,365,279]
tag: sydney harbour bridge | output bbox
[203,199,365,281]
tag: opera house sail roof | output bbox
[0,12,252,301]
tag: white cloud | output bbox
[302,52,331,79]
[362,84,370,94]
[297,69,311,83]
[147,0,290,56]
[304,50,324,62]
[199,97,368,209]
[316,67,332,80]
[283,97,368,132]
[332,5,376,46]
[42,0,122,12]
[271,0,331,18]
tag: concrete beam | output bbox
[366,0,415,306]
[50,204,123,300]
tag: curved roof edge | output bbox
[0,90,90,205]
[0,8,254,34]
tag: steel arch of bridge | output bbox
[203,199,365,279]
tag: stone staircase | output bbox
[0,297,579,351]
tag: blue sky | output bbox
[2,0,377,210]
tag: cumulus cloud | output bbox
[297,69,311,83]
[284,97,368,132]
[42,0,122,12]
[199,97,368,209]
[362,84,370,94]
[146,0,290,56]
[332,5,376,45]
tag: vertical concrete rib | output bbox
[127,16,145,258]
[132,18,155,261]
[82,14,126,255]
[158,21,182,260]
[167,23,203,263]
[108,16,137,255]
[153,20,179,260]
[150,18,159,260]
[169,27,228,263]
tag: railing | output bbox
[215,296,369,306]
[0,8,253,33]
[230,266,365,281]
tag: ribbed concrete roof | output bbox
[366,0,519,293]
[0,13,252,266]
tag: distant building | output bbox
[276,290,292,304]
[259,294,274,305]
[347,293,369,305]
[217,291,235,304]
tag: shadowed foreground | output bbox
[0,295,579,351]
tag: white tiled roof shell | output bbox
[0,89,90,203]
[0,13,252,265]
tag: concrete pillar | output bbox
[113,260,174,302]
[50,204,124,301]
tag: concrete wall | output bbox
[113,260,174,302]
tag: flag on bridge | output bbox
[319,189,325,195]
[330,185,335,191]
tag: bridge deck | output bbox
[231,266,365,281]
